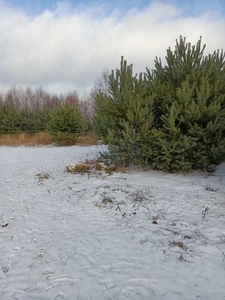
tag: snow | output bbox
[0,145,225,300]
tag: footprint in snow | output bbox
[12,291,24,300]
[119,278,167,299]
[53,291,66,300]
[119,286,153,299]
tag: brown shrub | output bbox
[76,132,99,146]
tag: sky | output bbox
[0,0,225,96]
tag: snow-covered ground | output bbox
[0,146,225,300]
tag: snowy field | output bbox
[0,145,225,300]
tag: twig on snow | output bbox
[60,253,70,266]
[196,226,225,262]
[195,226,225,245]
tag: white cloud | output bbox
[0,0,224,95]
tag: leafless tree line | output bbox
[0,69,110,127]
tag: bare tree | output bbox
[94,68,110,95]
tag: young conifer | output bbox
[94,57,155,166]
[146,36,225,171]
[0,104,21,135]
[47,104,86,145]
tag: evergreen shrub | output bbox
[47,104,86,145]
[94,37,225,171]
[19,109,50,133]
[0,104,21,135]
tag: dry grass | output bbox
[66,163,91,174]
[0,131,100,147]
[0,132,52,146]
[66,158,126,176]
[76,132,99,146]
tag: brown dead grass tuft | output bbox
[76,132,99,146]
[0,132,52,146]
[95,162,103,171]
[66,163,91,173]
[66,158,126,176]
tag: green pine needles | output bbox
[0,104,21,135]
[94,57,155,166]
[47,104,86,145]
[94,36,225,171]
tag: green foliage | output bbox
[151,102,196,171]
[47,104,86,144]
[0,104,21,135]
[146,36,225,171]
[95,37,225,171]
[94,57,155,166]
[20,109,50,133]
